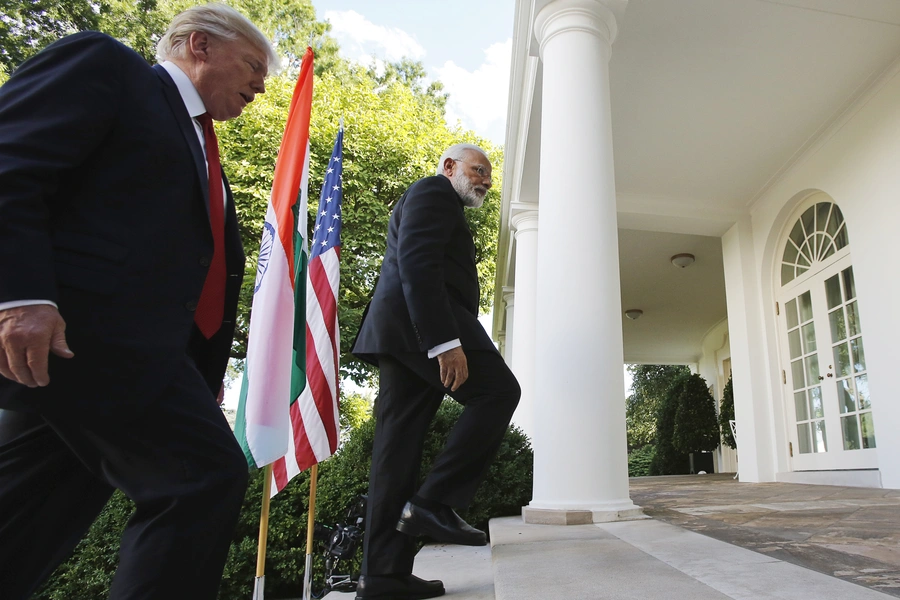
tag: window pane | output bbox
[813,420,828,453]
[801,206,815,239]
[791,359,805,390]
[814,202,829,232]
[825,204,841,237]
[809,387,824,418]
[822,243,836,260]
[846,301,861,337]
[799,292,813,322]
[841,416,860,451]
[788,329,802,359]
[798,424,812,454]
[782,264,796,286]
[783,242,799,264]
[825,273,842,309]
[829,309,846,343]
[856,375,870,409]
[837,379,856,413]
[789,220,805,249]
[795,391,809,421]
[834,342,851,377]
[797,251,811,268]
[786,298,799,329]
[861,412,876,449]
[843,266,856,300]
[851,337,866,373]
[802,323,817,353]
[834,223,849,249]
[805,355,820,384]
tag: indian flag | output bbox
[235,47,314,469]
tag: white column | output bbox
[722,217,777,482]
[502,286,516,367]
[526,0,641,525]
[509,208,539,442]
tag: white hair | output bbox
[435,143,489,175]
[157,3,280,72]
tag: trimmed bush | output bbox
[649,375,690,476]
[672,373,720,454]
[36,400,533,600]
[627,445,655,477]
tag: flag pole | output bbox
[253,464,274,600]
[302,463,319,600]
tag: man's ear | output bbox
[187,31,211,62]
[442,156,455,176]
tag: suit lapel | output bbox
[153,64,210,219]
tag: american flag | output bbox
[271,125,343,492]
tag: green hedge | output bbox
[36,400,533,600]
[627,445,655,477]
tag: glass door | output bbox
[780,255,877,471]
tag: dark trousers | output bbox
[361,349,520,576]
[0,358,249,600]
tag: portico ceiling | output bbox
[496,0,900,362]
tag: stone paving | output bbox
[629,474,900,596]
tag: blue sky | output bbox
[309,0,515,144]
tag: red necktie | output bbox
[194,113,226,339]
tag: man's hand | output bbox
[0,305,74,387]
[437,346,468,392]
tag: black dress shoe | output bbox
[396,501,487,546]
[355,574,445,599]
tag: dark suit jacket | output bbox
[352,175,496,365]
[0,32,245,421]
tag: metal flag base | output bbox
[303,554,313,600]
[253,575,265,600]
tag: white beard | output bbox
[450,172,486,208]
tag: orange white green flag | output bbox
[235,47,314,469]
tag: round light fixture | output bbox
[671,253,695,268]
[624,309,643,320]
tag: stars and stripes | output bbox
[271,125,344,493]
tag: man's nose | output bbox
[252,78,266,94]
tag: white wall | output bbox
[742,58,900,489]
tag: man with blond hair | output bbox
[0,5,277,598]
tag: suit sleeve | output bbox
[0,33,123,304]
[395,178,464,350]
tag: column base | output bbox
[522,505,647,525]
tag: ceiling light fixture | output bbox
[624,309,643,320]
[671,253,695,268]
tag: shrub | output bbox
[36,400,533,600]
[719,375,736,449]
[672,373,720,454]
[649,375,690,476]
[627,445,655,477]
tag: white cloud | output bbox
[323,10,426,64]
[435,39,512,145]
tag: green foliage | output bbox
[37,401,533,599]
[340,390,373,433]
[0,0,100,72]
[649,373,690,476]
[672,373,720,454]
[625,364,690,449]
[719,374,736,449]
[627,445,655,478]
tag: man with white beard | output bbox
[351,144,520,600]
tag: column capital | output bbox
[534,0,626,55]
[502,285,516,308]
[510,203,539,236]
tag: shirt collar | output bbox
[160,61,207,118]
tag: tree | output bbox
[0,0,99,72]
[672,373,720,454]
[719,374,736,449]
[625,364,690,449]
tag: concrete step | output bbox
[327,543,494,600]
[489,516,896,600]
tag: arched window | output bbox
[781,202,849,286]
